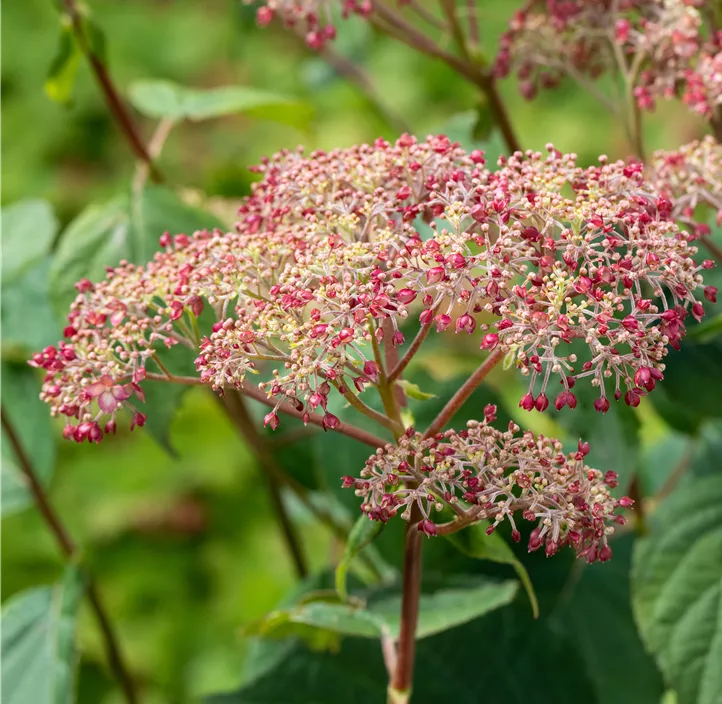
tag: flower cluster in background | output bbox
[496,0,722,119]
[344,404,630,562]
[31,135,713,442]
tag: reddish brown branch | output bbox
[1,405,137,704]
[422,349,504,439]
[62,0,162,181]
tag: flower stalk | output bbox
[0,404,138,704]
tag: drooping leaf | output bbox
[335,515,385,601]
[246,575,517,650]
[128,80,315,129]
[396,379,436,401]
[446,521,539,618]
[208,599,595,704]
[1,364,56,517]
[659,341,722,420]
[557,382,640,493]
[49,188,225,317]
[2,256,61,360]
[1,566,85,704]
[555,535,664,704]
[632,475,722,704]
[1,199,58,285]
[44,18,81,105]
[49,195,132,317]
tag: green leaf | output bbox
[1,199,58,285]
[555,535,664,704]
[1,566,85,704]
[558,383,640,493]
[446,521,539,618]
[1,364,56,517]
[659,341,722,420]
[686,312,722,343]
[632,475,722,704]
[50,187,225,317]
[2,257,62,359]
[396,379,436,401]
[335,515,385,601]
[208,599,595,703]
[247,576,517,648]
[44,19,81,105]
[49,195,132,317]
[128,80,315,129]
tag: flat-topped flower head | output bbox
[31,136,712,441]
[344,405,630,562]
[496,0,722,119]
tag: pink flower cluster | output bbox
[32,135,712,442]
[496,0,722,118]
[649,136,722,234]
[251,0,369,50]
[343,404,630,562]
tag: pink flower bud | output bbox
[519,392,535,411]
[604,471,618,488]
[535,393,549,412]
[594,397,610,413]
[417,519,437,536]
[130,411,147,431]
[434,314,451,332]
[263,411,280,431]
[618,496,634,508]
[480,333,499,350]
[426,267,445,284]
[704,286,718,303]
[455,313,476,334]
[363,361,380,382]
[322,413,340,431]
[397,288,417,304]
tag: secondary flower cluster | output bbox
[496,0,722,119]
[649,136,722,234]
[32,135,712,441]
[343,405,630,562]
[251,0,369,50]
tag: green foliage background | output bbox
[2,1,722,703]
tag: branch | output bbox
[220,392,308,578]
[388,322,433,382]
[62,0,163,181]
[422,349,504,439]
[1,405,137,704]
[142,373,389,448]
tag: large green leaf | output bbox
[248,575,517,645]
[555,535,664,704]
[2,256,61,360]
[632,476,722,704]
[209,599,595,704]
[128,80,315,129]
[660,341,722,420]
[49,187,225,316]
[446,521,539,618]
[1,566,85,704]
[1,199,58,285]
[44,19,81,105]
[557,383,640,493]
[1,364,57,517]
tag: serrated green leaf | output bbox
[396,379,436,401]
[208,597,594,704]
[247,576,517,648]
[632,475,722,704]
[1,566,85,704]
[44,20,81,105]
[335,515,385,601]
[446,521,539,618]
[1,199,58,284]
[1,364,56,517]
[128,80,315,129]
[50,187,224,317]
[2,256,61,359]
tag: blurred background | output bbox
[2,1,718,703]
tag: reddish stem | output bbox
[1,405,137,704]
[388,322,433,382]
[422,349,504,439]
